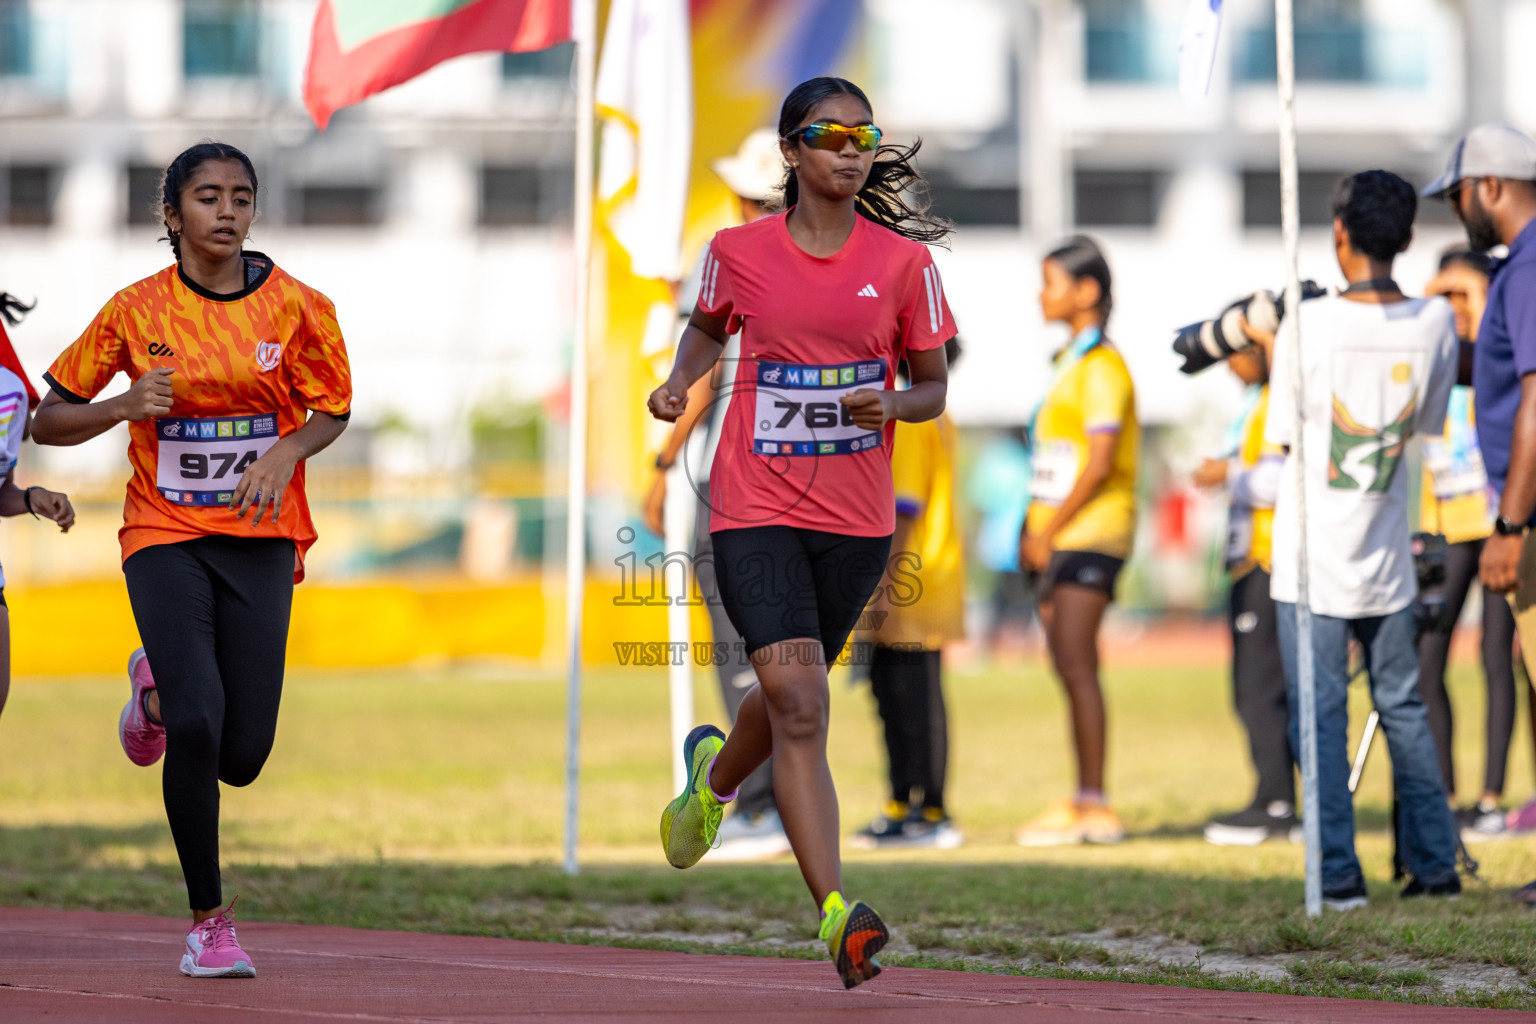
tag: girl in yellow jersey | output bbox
[1016,237,1138,847]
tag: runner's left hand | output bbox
[231,447,298,526]
[840,389,895,432]
[29,488,74,533]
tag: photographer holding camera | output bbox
[1425,123,1536,904]
[1188,343,1296,846]
[1257,171,1461,908]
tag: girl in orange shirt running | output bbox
[34,143,351,979]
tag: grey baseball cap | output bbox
[1423,123,1536,198]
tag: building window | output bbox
[480,166,573,226]
[501,43,575,81]
[127,165,164,226]
[0,0,31,77]
[924,173,1020,227]
[1236,0,1424,86]
[1075,170,1164,227]
[183,0,260,79]
[1083,0,1175,84]
[296,185,380,226]
[1242,171,1351,227]
[6,164,56,225]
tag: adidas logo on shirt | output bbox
[857,284,879,297]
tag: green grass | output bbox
[2,655,1534,1008]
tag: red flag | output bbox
[304,0,574,130]
[0,322,38,409]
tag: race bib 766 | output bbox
[752,359,886,457]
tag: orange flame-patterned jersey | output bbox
[45,254,351,581]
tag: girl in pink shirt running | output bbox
[649,77,956,990]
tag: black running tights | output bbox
[1417,538,1518,798]
[869,645,948,811]
[123,536,295,911]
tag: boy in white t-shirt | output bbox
[1259,170,1461,908]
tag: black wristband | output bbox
[655,453,675,470]
[1495,514,1527,536]
[23,486,38,519]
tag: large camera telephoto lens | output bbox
[1171,282,1324,375]
[1172,295,1271,375]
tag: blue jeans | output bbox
[1275,602,1458,890]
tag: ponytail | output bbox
[0,292,35,328]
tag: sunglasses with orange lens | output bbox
[787,123,883,153]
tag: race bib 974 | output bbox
[752,359,886,457]
[156,413,279,506]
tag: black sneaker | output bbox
[1322,881,1369,910]
[1456,800,1508,841]
[849,806,911,850]
[1401,875,1461,899]
[1204,801,1298,847]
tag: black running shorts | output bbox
[708,526,893,666]
[1030,549,1125,600]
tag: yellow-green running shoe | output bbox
[819,891,889,989]
[660,724,727,868]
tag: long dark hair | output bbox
[777,77,952,246]
[160,141,259,260]
[1046,235,1114,323]
[0,292,35,327]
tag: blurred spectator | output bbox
[1015,237,1138,848]
[1262,170,1460,907]
[1416,248,1521,840]
[1425,124,1536,902]
[967,429,1034,655]
[851,338,966,850]
[1195,342,1296,846]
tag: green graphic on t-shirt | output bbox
[1329,394,1416,492]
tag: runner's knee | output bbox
[766,684,829,743]
[217,742,272,787]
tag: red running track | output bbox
[0,907,1521,1022]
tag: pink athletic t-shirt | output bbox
[698,211,956,536]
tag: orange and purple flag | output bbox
[304,0,574,130]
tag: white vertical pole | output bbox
[563,0,599,878]
[665,463,694,794]
[1275,0,1321,918]
[1024,0,1070,244]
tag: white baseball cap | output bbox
[1423,123,1536,198]
[712,128,786,204]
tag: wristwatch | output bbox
[1494,514,1527,536]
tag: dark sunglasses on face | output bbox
[785,123,883,153]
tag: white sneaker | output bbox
[708,810,792,862]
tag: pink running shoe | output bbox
[118,647,165,766]
[1507,797,1536,834]
[181,897,256,978]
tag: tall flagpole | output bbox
[1275,0,1321,918]
[564,0,599,878]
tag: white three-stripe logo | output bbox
[702,247,722,308]
[922,263,945,333]
[857,284,879,297]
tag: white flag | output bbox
[595,0,693,281]
[1178,0,1224,102]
